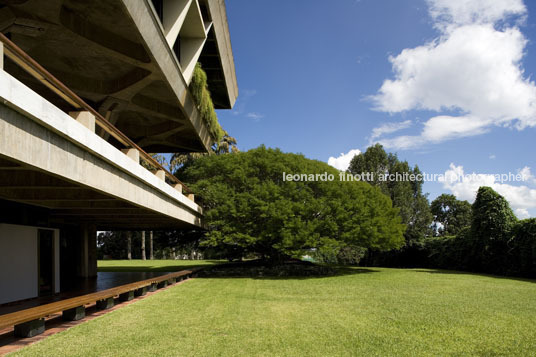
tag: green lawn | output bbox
[97,259,222,272]
[13,268,536,356]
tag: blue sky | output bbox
[217,0,536,218]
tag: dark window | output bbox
[151,0,164,23]
[173,35,181,63]
[199,3,210,22]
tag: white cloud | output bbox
[379,115,491,149]
[515,208,530,219]
[369,120,412,143]
[328,149,361,171]
[369,0,536,149]
[519,166,536,184]
[427,0,526,30]
[489,154,496,159]
[246,112,264,121]
[440,163,536,218]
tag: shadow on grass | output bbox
[97,260,222,273]
[196,265,379,280]
[412,268,536,284]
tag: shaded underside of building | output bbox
[0,0,237,305]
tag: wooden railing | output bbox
[0,32,193,196]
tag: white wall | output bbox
[0,224,59,305]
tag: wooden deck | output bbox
[0,268,200,334]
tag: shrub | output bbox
[313,245,368,265]
[507,219,536,277]
[189,63,224,143]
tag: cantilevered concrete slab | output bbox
[0,0,238,153]
[0,69,202,230]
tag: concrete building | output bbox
[0,0,237,304]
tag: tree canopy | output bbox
[178,146,405,261]
[431,194,472,236]
[348,144,433,244]
[471,186,517,242]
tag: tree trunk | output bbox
[127,231,132,260]
[149,231,154,260]
[141,231,146,260]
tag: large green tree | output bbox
[469,186,517,272]
[178,146,405,261]
[431,194,472,236]
[348,144,433,244]
[471,186,517,242]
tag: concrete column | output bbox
[0,42,3,70]
[127,231,132,260]
[187,193,195,201]
[141,231,146,260]
[121,148,140,164]
[173,183,183,193]
[77,223,97,278]
[155,169,166,181]
[88,225,97,277]
[69,111,95,132]
[149,231,154,260]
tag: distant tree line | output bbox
[97,230,208,260]
[414,187,536,277]
[98,143,536,279]
[349,144,536,278]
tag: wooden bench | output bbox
[0,268,201,337]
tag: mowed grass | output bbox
[13,268,536,356]
[97,259,222,272]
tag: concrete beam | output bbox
[205,0,238,108]
[173,183,183,193]
[162,0,192,47]
[121,0,214,152]
[0,188,111,201]
[121,148,140,164]
[69,111,95,132]
[180,37,207,84]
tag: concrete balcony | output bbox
[0,69,203,230]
